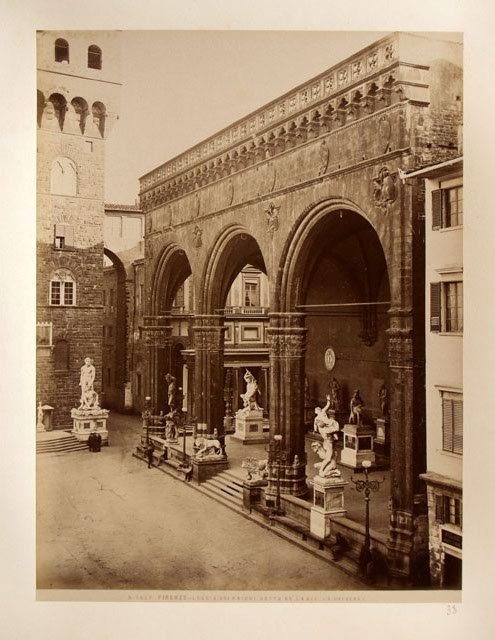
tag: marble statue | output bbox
[328,376,342,412]
[78,357,100,410]
[195,429,223,459]
[165,411,178,442]
[312,396,341,478]
[314,395,340,440]
[378,384,389,418]
[311,440,341,478]
[239,369,262,413]
[37,402,45,431]
[348,389,364,425]
[241,457,268,481]
[165,373,177,411]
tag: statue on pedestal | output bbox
[37,401,45,431]
[328,376,342,412]
[239,369,262,414]
[314,395,339,439]
[165,373,177,411]
[241,457,268,481]
[195,429,223,459]
[78,357,100,410]
[378,384,389,418]
[348,389,365,425]
[313,396,341,478]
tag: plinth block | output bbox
[71,408,109,444]
[339,423,376,469]
[243,479,268,511]
[310,476,348,540]
[191,457,229,484]
[232,410,268,444]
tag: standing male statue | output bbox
[165,373,177,412]
[78,357,98,409]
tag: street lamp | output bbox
[268,434,288,517]
[351,460,385,576]
[142,396,152,445]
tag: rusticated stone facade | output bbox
[36,31,120,428]
[140,33,462,583]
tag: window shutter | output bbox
[453,400,463,454]
[432,189,443,229]
[442,398,453,452]
[65,225,74,247]
[430,283,441,331]
[435,494,444,523]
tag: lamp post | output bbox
[142,396,152,445]
[351,460,385,575]
[268,434,288,517]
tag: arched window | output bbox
[53,339,70,371]
[50,157,77,196]
[88,45,102,70]
[50,269,76,306]
[54,38,69,63]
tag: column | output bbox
[386,319,428,583]
[143,315,172,412]
[232,366,242,413]
[385,176,428,585]
[266,312,307,498]
[261,365,269,415]
[192,315,227,446]
[184,351,196,428]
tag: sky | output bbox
[105,30,464,204]
[105,31,393,203]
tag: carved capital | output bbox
[267,328,307,357]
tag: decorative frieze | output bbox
[139,35,407,202]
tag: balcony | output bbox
[224,306,268,317]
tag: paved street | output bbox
[37,413,367,591]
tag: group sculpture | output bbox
[239,369,262,414]
[312,395,342,479]
[78,357,100,410]
[71,357,109,445]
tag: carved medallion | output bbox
[324,347,336,371]
[265,202,280,237]
[372,167,397,214]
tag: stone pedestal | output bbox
[231,409,268,444]
[71,407,109,444]
[41,405,54,431]
[223,415,235,434]
[374,417,390,458]
[339,423,376,469]
[243,479,268,511]
[310,476,348,540]
[191,457,229,483]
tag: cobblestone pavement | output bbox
[37,413,368,591]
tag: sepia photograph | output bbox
[35,28,464,597]
[3,0,495,637]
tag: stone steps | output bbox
[200,470,244,510]
[36,432,88,454]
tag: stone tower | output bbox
[36,31,121,428]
